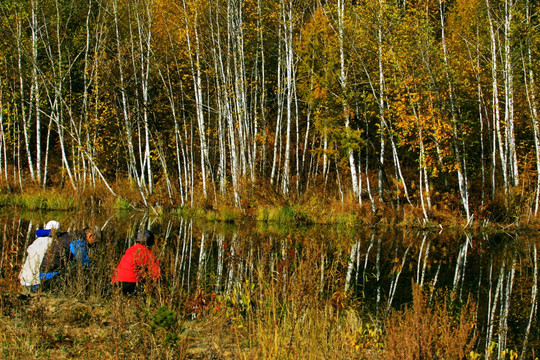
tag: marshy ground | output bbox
[0,207,537,359]
[1,290,245,359]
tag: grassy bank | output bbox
[1,181,537,232]
[0,261,481,360]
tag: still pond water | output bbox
[1,209,539,355]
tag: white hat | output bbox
[45,220,60,230]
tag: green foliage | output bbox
[256,206,270,222]
[14,193,47,210]
[0,194,10,207]
[113,196,131,211]
[152,305,177,330]
[149,305,182,347]
[174,206,206,219]
[46,194,76,211]
[0,190,78,210]
[256,205,314,226]
[205,206,243,223]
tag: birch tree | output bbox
[132,0,154,194]
[182,0,210,199]
[522,0,540,214]
[439,0,471,222]
[113,0,148,205]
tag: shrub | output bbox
[113,196,131,211]
[384,284,477,360]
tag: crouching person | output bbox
[19,220,61,292]
[39,225,102,289]
[112,230,161,295]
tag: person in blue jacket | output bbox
[39,225,102,285]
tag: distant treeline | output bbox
[0,0,538,221]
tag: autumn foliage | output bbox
[0,0,537,225]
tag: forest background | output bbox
[0,0,539,227]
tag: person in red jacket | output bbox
[112,230,160,294]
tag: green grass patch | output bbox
[257,205,314,225]
[113,196,132,211]
[47,194,76,210]
[0,193,10,206]
[0,190,78,210]
[174,206,207,219]
[216,206,242,223]
[332,212,359,227]
[14,193,47,210]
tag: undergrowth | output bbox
[1,214,530,359]
[0,178,537,230]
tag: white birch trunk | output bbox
[113,0,147,205]
[16,18,35,181]
[271,27,283,186]
[523,1,540,215]
[338,0,359,202]
[281,0,293,195]
[31,0,41,183]
[135,0,154,193]
[439,0,471,222]
[377,0,385,201]
[182,0,209,198]
[486,0,508,195]
[504,0,518,186]
[0,84,6,183]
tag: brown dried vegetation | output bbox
[384,284,477,360]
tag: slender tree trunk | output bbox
[229,0,251,180]
[486,0,507,196]
[338,0,359,203]
[522,0,540,215]
[48,0,76,190]
[439,0,470,222]
[134,0,154,193]
[182,0,209,199]
[257,0,267,178]
[113,0,147,205]
[16,16,35,182]
[159,63,186,205]
[377,0,385,201]
[281,0,293,195]
[42,116,53,188]
[504,0,518,186]
[31,0,41,183]
[271,27,283,187]
[0,83,6,183]
[226,0,243,205]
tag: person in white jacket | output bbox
[19,220,60,292]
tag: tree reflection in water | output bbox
[2,211,538,356]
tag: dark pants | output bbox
[118,282,137,295]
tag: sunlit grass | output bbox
[0,193,10,206]
[0,190,78,211]
[13,193,47,210]
[112,196,132,211]
[256,206,314,225]
[0,181,525,231]
[46,193,76,210]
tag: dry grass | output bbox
[383,284,477,360]
[0,181,495,359]
[0,224,485,360]
[0,175,532,231]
